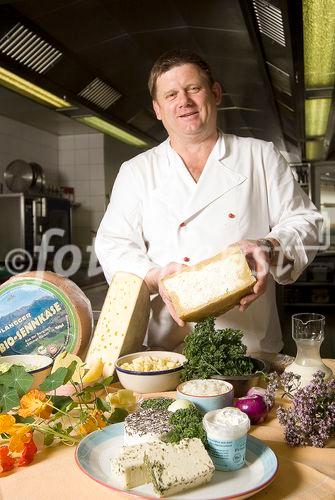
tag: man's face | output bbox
[153,63,221,142]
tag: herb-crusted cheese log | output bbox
[85,272,150,377]
[124,408,171,446]
[162,246,256,322]
[144,438,215,497]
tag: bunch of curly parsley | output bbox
[181,316,254,381]
[166,406,207,447]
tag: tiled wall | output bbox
[0,114,148,266]
[0,115,58,191]
[104,135,145,195]
[58,133,105,261]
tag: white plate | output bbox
[76,423,278,499]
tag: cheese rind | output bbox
[144,438,215,497]
[0,271,92,358]
[85,272,150,377]
[162,246,256,322]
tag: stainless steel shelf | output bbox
[284,303,334,307]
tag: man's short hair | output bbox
[148,49,215,99]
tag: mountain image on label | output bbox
[0,271,93,358]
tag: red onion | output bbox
[234,395,268,424]
[247,387,273,409]
[246,386,266,398]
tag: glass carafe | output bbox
[284,313,332,387]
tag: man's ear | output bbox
[153,100,162,120]
[212,82,222,105]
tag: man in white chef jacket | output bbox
[95,49,322,354]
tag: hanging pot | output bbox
[4,159,45,194]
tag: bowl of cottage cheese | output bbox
[176,378,234,413]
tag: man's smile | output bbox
[178,111,199,118]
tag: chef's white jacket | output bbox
[95,132,322,353]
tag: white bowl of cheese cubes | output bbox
[115,351,186,393]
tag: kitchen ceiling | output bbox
[0,0,333,159]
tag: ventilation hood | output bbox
[0,0,333,159]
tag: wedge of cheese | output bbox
[85,272,150,377]
[111,443,156,489]
[111,438,214,496]
[144,438,215,497]
[162,246,256,322]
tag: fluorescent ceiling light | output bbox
[0,66,71,108]
[305,98,332,137]
[76,116,150,148]
[303,0,335,161]
[303,0,335,87]
[305,140,324,160]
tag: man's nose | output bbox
[178,91,192,107]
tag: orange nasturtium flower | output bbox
[18,389,53,419]
[8,426,32,454]
[0,446,15,473]
[0,414,32,452]
[79,410,107,436]
[0,414,16,435]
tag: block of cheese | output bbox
[0,271,93,358]
[111,442,157,489]
[144,438,215,497]
[85,272,150,377]
[124,408,171,446]
[162,246,256,322]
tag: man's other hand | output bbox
[144,263,187,326]
[236,239,273,312]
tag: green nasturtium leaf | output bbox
[108,408,128,424]
[0,385,20,412]
[101,375,115,387]
[15,415,34,424]
[50,395,73,411]
[39,367,68,391]
[0,365,33,396]
[63,361,78,385]
[96,397,110,412]
[44,433,55,446]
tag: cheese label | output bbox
[0,278,78,358]
[207,435,247,471]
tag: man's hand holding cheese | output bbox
[95,49,322,354]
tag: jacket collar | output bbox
[161,133,246,224]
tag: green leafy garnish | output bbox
[0,365,33,396]
[108,408,128,424]
[140,397,174,410]
[181,316,254,381]
[0,384,20,412]
[166,406,207,447]
[39,367,68,391]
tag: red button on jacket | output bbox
[183,257,190,262]
[228,213,236,219]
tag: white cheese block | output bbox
[111,442,156,489]
[0,271,93,358]
[85,272,150,377]
[124,409,171,446]
[144,438,215,497]
[162,246,256,322]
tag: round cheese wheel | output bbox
[0,271,93,359]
